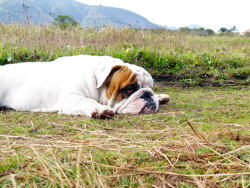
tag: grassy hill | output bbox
[0,0,159,28]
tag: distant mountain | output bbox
[166,26,179,30]
[0,0,160,29]
[187,24,205,29]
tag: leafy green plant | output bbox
[202,53,212,69]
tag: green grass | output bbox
[0,24,249,187]
[0,86,249,187]
[0,24,249,83]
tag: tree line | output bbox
[178,25,239,35]
[53,15,244,36]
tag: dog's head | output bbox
[96,60,168,114]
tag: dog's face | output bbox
[101,64,159,114]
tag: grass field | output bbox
[0,86,249,187]
[0,24,249,83]
[0,25,250,187]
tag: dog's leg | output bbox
[154,94,170,105]
[59,94,114,118]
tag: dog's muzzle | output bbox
[139,92,157,114]
[113,88,159,114]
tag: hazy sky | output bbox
[76,0,249,32]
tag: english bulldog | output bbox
[0,55,169,118]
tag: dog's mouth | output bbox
[113,89,159,114]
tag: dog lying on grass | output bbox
[0,55,169,118]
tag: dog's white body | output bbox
[0,55,169,118]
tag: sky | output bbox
[76,0,249,32]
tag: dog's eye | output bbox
[126,88,134,93]
[121,84,139,98]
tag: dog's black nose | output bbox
[140,92,157,113]
[141,92,152,99]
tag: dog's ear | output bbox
[96,65,122,88]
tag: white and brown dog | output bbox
[0,55,169,118]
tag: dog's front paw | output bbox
[157,94,170,105]
[90,107,114,119]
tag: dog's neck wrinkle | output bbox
[98,86,107,105]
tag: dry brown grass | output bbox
[0,86,249,187]
[1,24,249,55]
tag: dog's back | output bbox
[0,62,62,111]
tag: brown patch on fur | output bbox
[106,65,138,102]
